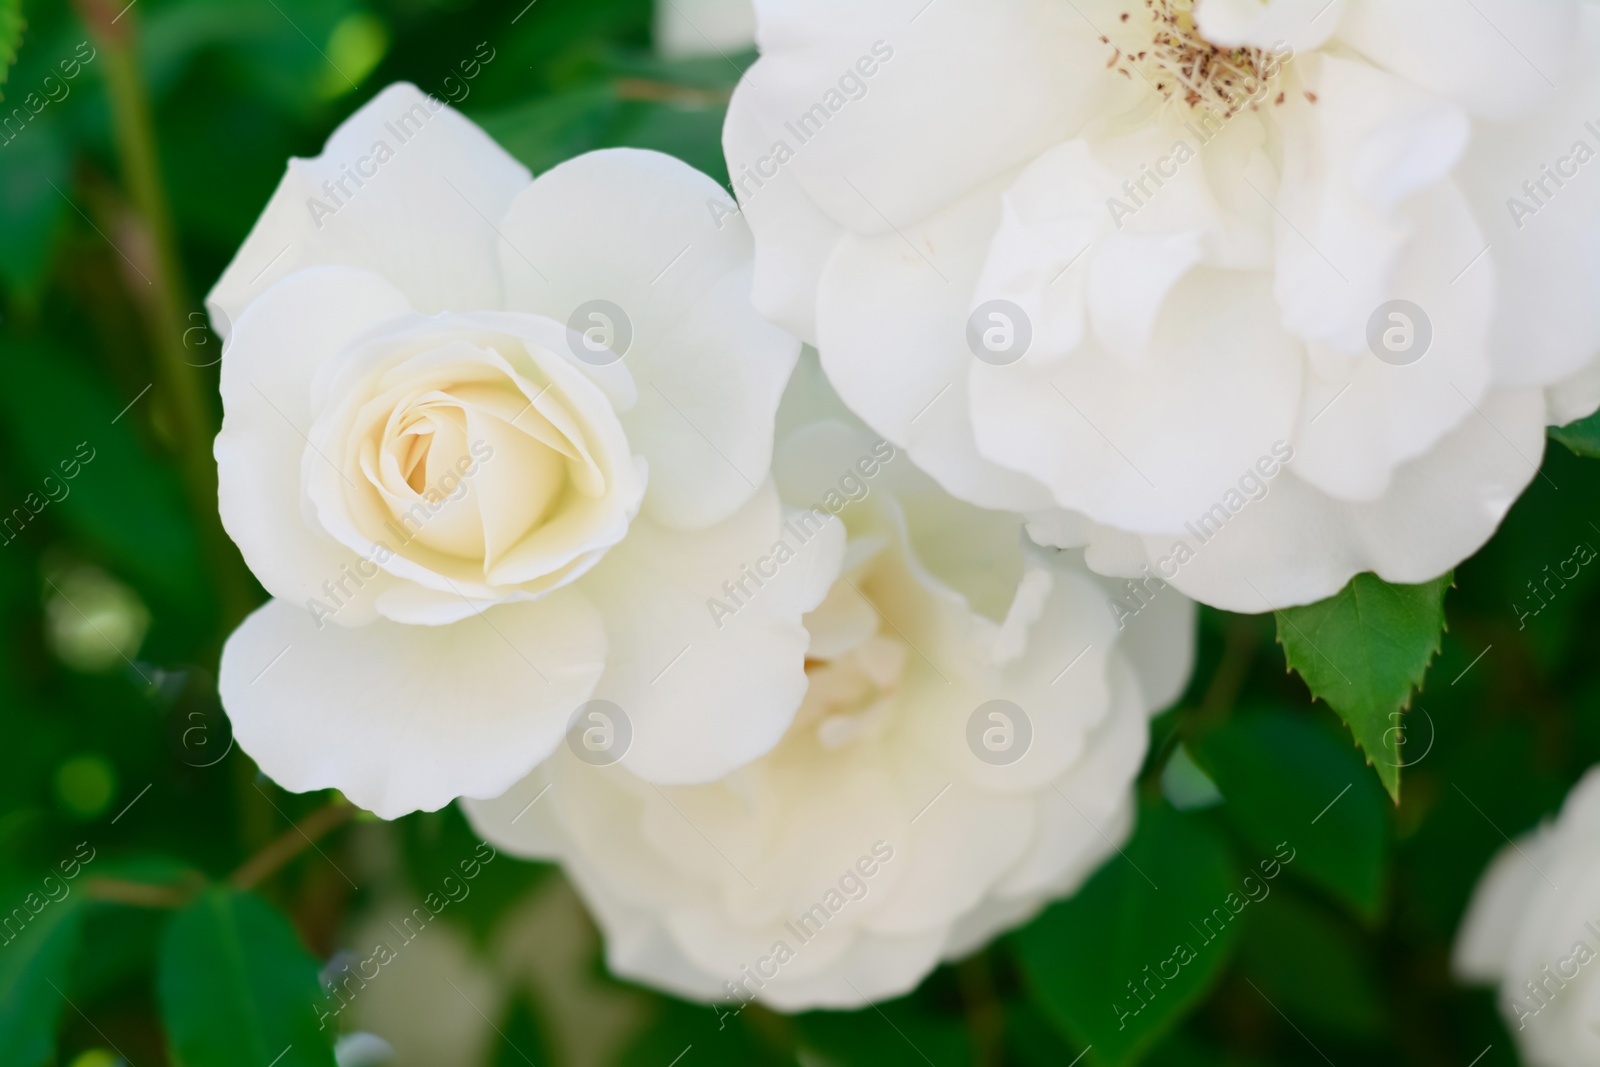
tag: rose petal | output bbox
[207,83,529,331]
[582,482,846,783]
[215,265,413,625]
[1111,388,1547,611]
[498,148,799,530]
[219,591,606,819]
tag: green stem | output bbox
[81,798,356,908]
[957,951,1004,1067]
[76,0,258,632]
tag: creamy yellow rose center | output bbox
[315,324,639,601]
[794,566,911,751]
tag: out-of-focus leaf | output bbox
[469,0,650,103]
[1275,572,1451,803]
[796,995,972,1065]
[492,989,556,1067]
[0,891,87,1067]
[1551,409,1600,458]
[1006,1000,1088,1067]
[0,101,67,298]
[1191,710,1389,919]
[141,0,358,114]
[474,84,621,175]
[1237,889,1386,1036]
[1012,802,1241,1066]
[606,98,728,184]
[157,888,337,1067]
[620,994,794,1066]
[398,804,547,946]
[0,340,207,614]
[0,0,22,101]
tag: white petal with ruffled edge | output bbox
[1097,389,1547,612]
[741,0,1113,235]
[207,83,530,330]
[215,266,413,626]
[498,148,799,531]
[581,482,846,783]
[816,175,1058,515]
[1338,0,1578,121]
[220,593,605,819]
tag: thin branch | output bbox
[85,874,203,908]
[230,799,357,890]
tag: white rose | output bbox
[724,0,1600,611]
[464,367,1195,1008]
[1455,767,1600,1067]
[656,0,756,59]
[211,84,841,818]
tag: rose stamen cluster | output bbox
[1105,0,1282,118]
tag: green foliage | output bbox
[1274,572,1452,803]
[1012,802,1240,1065]
[797,995,973,1065]
[493,990,557,1067]
[1191,710,1389,919]
[0,893,87,1067]
[619,994,794,1066]
[0,0,22,101]
[1236,889,1386,1036]
[0,340,208,616]
[157,889,337,1067]
[1550,409,1600,457]
[0,0,1595,1063]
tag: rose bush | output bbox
[1456,766,1600,1067]
[464,364,1194,1008]
[210,83,841,819]
[724,0,1600,611]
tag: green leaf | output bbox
[474,84,622,175]
[0,340,208,615]
[1274,572,1451,803]
[157,888,337,1067]
[398,804,548,946]
[1011,802,1241,1066]
[0,0,23,102]
[619,993,793,1066]
[1550,409,1600,458]
[1236,889,1386,1036]
[0,893,87,1067]
[796,995,972,1065]
[0,121,69,295]
[492,989,556,1067]
[1190,710,1389,919]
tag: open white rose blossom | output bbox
[210,84,838,819]
[724,0,1600,611]
[464,366,1195,1009]
[1455,767,1600,1067]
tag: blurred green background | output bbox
[0,0,1596,1063]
